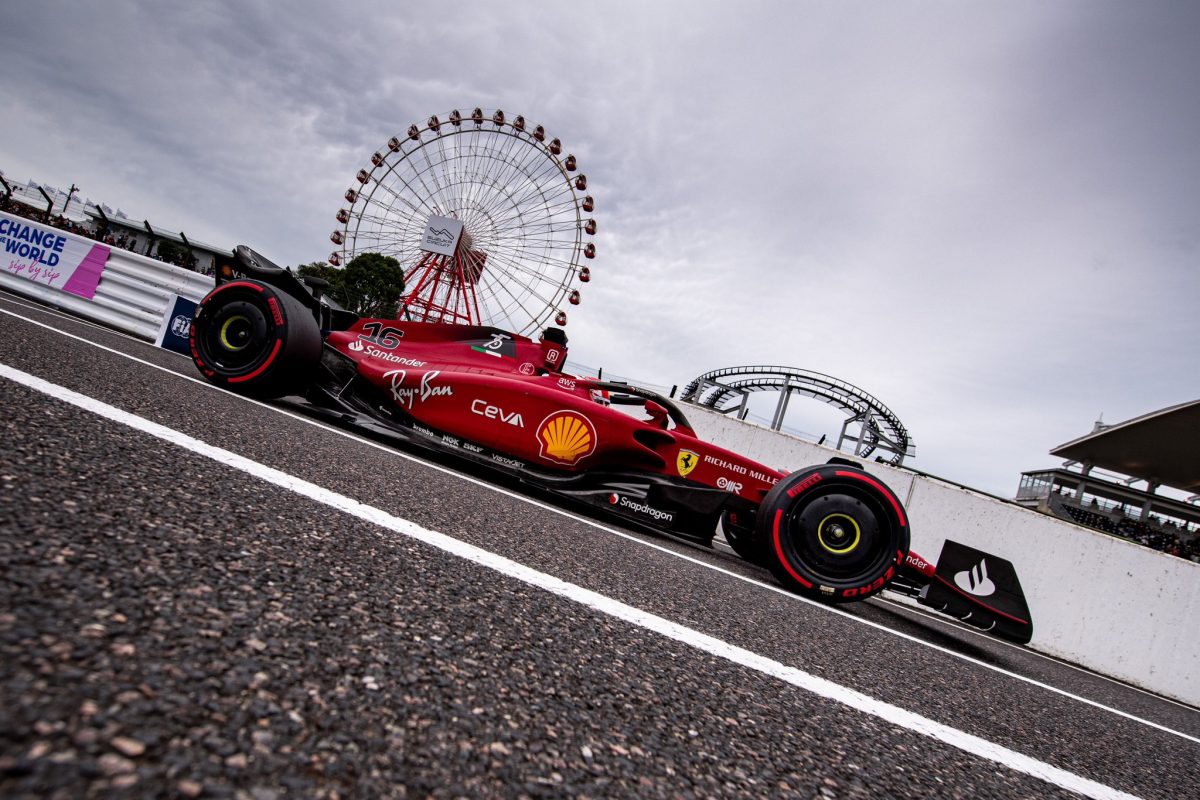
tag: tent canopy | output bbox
[1050,400,1200,494]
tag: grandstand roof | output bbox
[1050,399,1200,493]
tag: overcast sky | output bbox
[4,1,1198,496]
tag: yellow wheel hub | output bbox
[817,513,862,554]
[219,315,250,351]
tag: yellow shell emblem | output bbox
[537,411,597,464]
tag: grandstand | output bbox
[1015,400,1200,561]
[0,170,230,274]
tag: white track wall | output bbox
[0,228,214,341]
[685,405,1200,707]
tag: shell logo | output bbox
[536,411,597,464]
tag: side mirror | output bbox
[644,400,669,428]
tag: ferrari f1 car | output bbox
[188,247,1033,644]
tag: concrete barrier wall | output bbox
[0,225,213,341]
[685,404,1200,706]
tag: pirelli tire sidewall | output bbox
[758,464,909,603]
[189,280,322,398]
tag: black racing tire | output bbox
[189,279,322,398]
[720,508,766,564]
[756,464,909,603]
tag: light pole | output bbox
[62,184,79,216]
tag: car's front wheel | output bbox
[757,464,909,603]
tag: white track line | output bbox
[1,303,1197,745]
[0,362,1143,800]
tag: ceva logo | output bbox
[953,559,996,597]
[471,399,524,427]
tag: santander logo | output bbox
[953,559,996,597]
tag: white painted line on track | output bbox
[2,302,1197,746]
[0,362,1144,800]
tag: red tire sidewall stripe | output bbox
[229,338,283,383]
[772,508,813,588]
[204,280,265,302]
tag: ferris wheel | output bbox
[330,107,596,336]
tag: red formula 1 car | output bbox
[188,247,1033,643]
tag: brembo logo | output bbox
[954,559,996,597]
[471,399,525,427]
[608,493,674,523]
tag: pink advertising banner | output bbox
[1,211,110,299]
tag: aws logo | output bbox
[536,411,597,465]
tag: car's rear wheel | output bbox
[757,464,908,603]
[720,508,764,564]
[190,280,322,398]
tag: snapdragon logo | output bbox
[608,494,674,523]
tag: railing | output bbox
[0,221,213,341]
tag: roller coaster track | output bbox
[680,366,914,466]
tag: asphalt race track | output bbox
[2,289,1198,799]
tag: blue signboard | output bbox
[156,295,199,356]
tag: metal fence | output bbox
[0,225,213,341]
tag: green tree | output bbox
[341,252,407,317]
[298,254,406,317]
